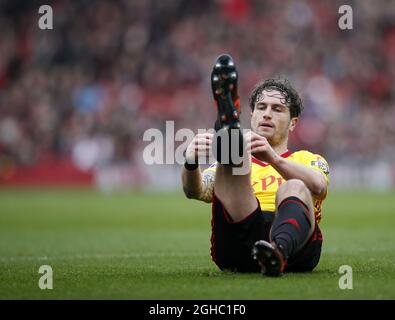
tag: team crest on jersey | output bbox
[311,158,329,175]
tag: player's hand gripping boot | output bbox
[252,240,286,277]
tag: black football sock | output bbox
[270,196,312,260]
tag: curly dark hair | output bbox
[248,77,304,118]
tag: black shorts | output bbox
[210,193,323,273]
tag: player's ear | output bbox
[289,117,298,132]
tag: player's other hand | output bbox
[245,131,279,164]
[185,133,214,164]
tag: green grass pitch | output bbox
[0,188,394,299]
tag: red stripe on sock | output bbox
[283,218,300,230]
[278,198,310,213]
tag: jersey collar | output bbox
[251,150,292,167]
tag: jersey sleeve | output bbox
[295,151,330,198]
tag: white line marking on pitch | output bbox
[0,252,205,262]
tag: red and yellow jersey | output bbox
[203,150,329,223]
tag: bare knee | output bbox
[276,179,313,211]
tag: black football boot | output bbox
[211,54,243,165]
[252,240,286,277]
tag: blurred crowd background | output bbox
[0,0,394,190]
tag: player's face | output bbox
[250,89,298,146]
